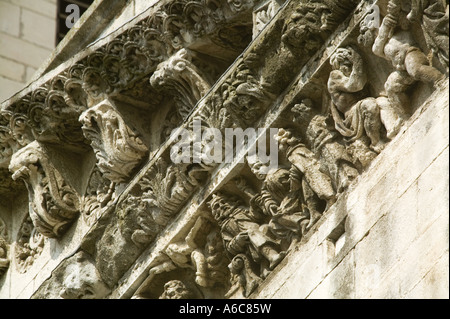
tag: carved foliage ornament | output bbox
[8,141,80,238]
[79,101,149,184]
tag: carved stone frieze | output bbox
[1,0,447,301]
[9,141,80,238]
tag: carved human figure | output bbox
[402,0,448,72]
[251,167,311,243]
[163,217,228,288]
[327,47,405,159]
[208,193,285,274]
[276,128,336,206]
[292,99,359,192]
[372,0,445,114]
[60,251,110,299]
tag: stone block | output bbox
[308,250,355,299]
[404,253,449,299]
[0,56,26,82]
[21,8,56,50]
[10,0,56,19]
[0,32,52,68]
[0,76,25,102]
[0,1,21,36]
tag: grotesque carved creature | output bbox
[164,217,229,288]
[9,141,80,238]
[60,251,110,299]
[117,194,161,248]
[282,0,357,51]
[226,254,262,298]
[276,128,336,205]
[150,49,212,120]
[79,101,148,184]
[14,215,44,273]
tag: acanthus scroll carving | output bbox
[9,141,80,238]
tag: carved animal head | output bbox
[8,141,42,182]
[150,49,190,89]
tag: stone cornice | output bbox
[0,0,263,165]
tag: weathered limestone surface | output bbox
[253,81,449,299]
[0,0,448,299]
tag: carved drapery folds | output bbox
[8,141,80,238]
[79,100,149,184]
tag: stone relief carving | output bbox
[404,0,449,72]
[14,215,44,273]
[79,100,149,184]
[150,49,212,120]
[116,194,161,248]
[153,216,229,288]
[0,0,447,300]
[9,141,80,238]
[281,0,357,52]
[80,166,115,225]
[221,63,274,126]
[253,0,283,37]
[208,191,285,296]
[327,47,403,167]
[59,251,111,299]
[291,99,359,192]
[372,0,445,118]
[0,218,9,277]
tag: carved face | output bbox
[60,252,110,299]
[160,280,192,299]
[330,48,354,76]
